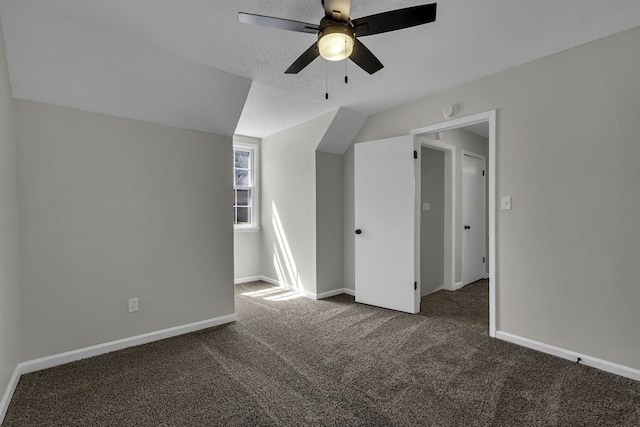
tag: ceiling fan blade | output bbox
[238,12,319,34]
[285,43,320,74]
[352,3,437,37]
[322,0,351,22]
[349,39,383,75]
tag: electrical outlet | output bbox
[128,298,138,313]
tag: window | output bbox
[233,142,259,229]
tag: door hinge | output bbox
[483,170,485,176]
[414,281,417,290]
[414,150,418,159]
[483,257,486,263]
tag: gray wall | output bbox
[316,151,344,294]
[347,26,640,370]
[15,100,235,361]
[341,144,355,291]
[234,231,262,280]
[260,111,335,296]
[420,148,444,296]
[0,16,20,402]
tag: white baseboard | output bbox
[234,276,262,285]
[452,281,464,291]
[316,288,356,299]
[261,276,317,299]
[0,365,21,424]
[254,275,281,288]
[423,284,446,296]
[256,276,355,300]
[496,331,640,382]
[20,314,236,375]
[0,314,236,424]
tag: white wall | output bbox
[347,26,640,370]
[260,111,335,296]
[420,147,444,296]
[316,151,344,294]
[0,15,20,407]
[15,100,235,361]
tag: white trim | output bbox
[258,275,355,300]
[316,288,356,299]
[0,314,236,424]
[411,109,497,338]
[233,140,260,229]
[234,275,263,284]
[260,276,316,299]
[0,365,21,424]
[453,281,464,291]
[496,331,640,382]
[461,150,486,161]
[411,111,494,136]
[488,110,497,337]
[19,315,236,375]
[234,227,261,233]
[422,284,447,296]
[260,275,289,289]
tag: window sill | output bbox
[234,227,261,233]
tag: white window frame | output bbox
[233,141,260,231]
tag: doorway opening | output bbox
[411,110,496,336]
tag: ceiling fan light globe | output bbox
[318,29,354,61]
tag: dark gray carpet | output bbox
[4,280,640,426]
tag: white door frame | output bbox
[411,110,497,337]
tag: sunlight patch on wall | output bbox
[273,243,287,287]
[272,201,304,291]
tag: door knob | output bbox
[355,229,362,235]
[464,225,471,230]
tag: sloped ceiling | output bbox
[317,108,368,154]
[2,0,640,141]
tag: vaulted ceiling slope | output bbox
[2,0,640,140]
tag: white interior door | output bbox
[354,135,419,314]
[462,153,486,285]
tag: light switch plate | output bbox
[423,202,431,211]
[501,196,512,210]
[128,298,139,313]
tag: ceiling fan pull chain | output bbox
[345,35,349,84]
[325,60,329,100]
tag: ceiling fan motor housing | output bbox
[317,18,355,61]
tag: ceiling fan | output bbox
[239,0,437,75]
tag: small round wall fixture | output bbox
[443,104,457,119]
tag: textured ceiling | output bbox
[2,0,640,141]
